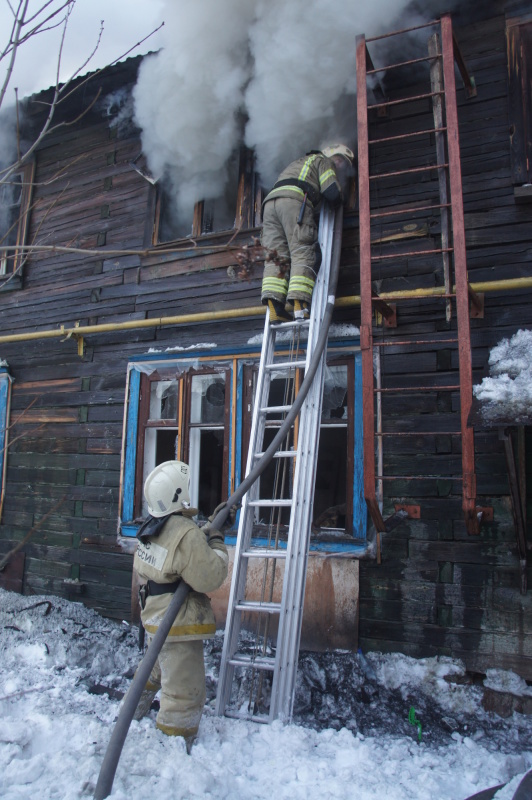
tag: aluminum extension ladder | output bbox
[215,206,337,723]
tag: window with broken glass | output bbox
[122,350,363,546]
[133,367,230,523]
[241,358,354,538]
[0,162,34,283]
[152,146,262,242]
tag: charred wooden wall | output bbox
[1,6,532,679]
[353,8,532,677]
[0,58,266,619]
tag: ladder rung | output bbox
[370,201,450,219]
[375,385,460,393]
[376,431,462,437]
[367,53,442,75]
[369,90,443,112]
[271,318,310,329]
[235,600,282,614]
[228,654,276,671]
[224,709,270,724]
[371,247,453,261]
[265,360,306,371]
[254,450,298,459]
[366,18,440,44]
[374,337,458,347]
[369,127,447,147]
[370,163,448,181]
[248,499,293,507]
[260,405,292,414]
[242,549,287,559]
[379,475,464,481]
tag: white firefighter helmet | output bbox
[321,144,354,164]
[144,460,191,518]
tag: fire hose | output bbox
[93,205,343,799]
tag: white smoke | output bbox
[132,0,255,224]
[133,0,463,225]
[0,108,18,237]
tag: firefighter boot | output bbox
[267,299,292,323]
[293,300,310,320]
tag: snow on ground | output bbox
[1,588,532,800]
[473,329,532,423]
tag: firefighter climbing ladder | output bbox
[215,206,337,723]
[356,14,481,536]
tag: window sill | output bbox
[0,274,22,292]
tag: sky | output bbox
[0,0,165,101]
[1,586,532,800]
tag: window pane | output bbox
[322,365,348,420]
[257,427,294,526]
[142,427,179,516]
[149,380,179,420]
[0,173,22,248]
[189,427,225,517]
[190,374,225,424]
[313,427,347,530]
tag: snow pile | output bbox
[473,330,532,424]
[1,588,532,799]
[247,323,360,344]
[147,343,218,354]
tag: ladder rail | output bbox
[356,14,478,534]
[270,209,335,721]
[215,205,343,720]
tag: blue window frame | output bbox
[0,367,12,520]
[120,342,367,553]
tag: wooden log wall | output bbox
[1,4,532,680]
[0,58,266,619]
[352,6,532,677]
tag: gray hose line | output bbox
[93,205,343,799]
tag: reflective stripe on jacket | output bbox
[133,514,228,642]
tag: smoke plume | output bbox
[133,0,462,228]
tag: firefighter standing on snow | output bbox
[261,144,354,323]
[133,460,228,749]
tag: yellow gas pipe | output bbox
[0,277,531,352]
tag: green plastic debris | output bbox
[408,706,422,742]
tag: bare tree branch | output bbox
[0,5,163,186]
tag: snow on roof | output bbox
[473,329,532,425]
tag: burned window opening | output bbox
[0,162,34,280]
[508,17,532,188]
[153,145,260,243]
[245,360,354,539]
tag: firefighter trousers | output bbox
[144,637,206,741]
[261,197,321,305]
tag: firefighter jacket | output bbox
[263,152,343,211]
[133,513,228,642]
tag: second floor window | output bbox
[152,146,262,243]
[0,162,34,282]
